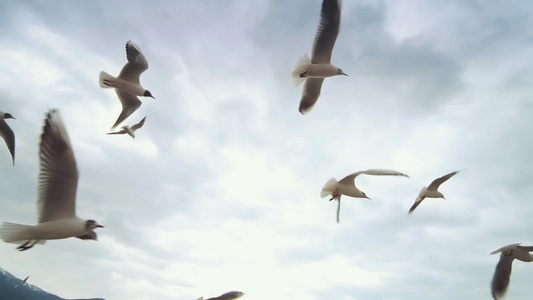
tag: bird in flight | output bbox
[321,169,409,222]
[490,243,533,299]
[0,111,15,165]
[292,0,347,114]
[0,109,104,251]
[107,116,146,139]
[99,40,154,129]
[408,171,459,214]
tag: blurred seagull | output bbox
[0,109,104,251]
[99,41,154,129]
[107,116,146,139]
[197,291,244,300]
[408,171,459,214]
[0,111,15,165]
[292,0,347,114]
[14,275,29,288]
[490,243,533,300]
[321,169,409,222]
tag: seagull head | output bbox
[85,219,104,230]
[144,90,155,99]
[3,113,15,119]
[337,68,348,76]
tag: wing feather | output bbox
[38,110,78,223]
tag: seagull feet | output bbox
[299,71,308,78]
[17,240,37,251]
[102,79,113,87]
[329,191,340,201]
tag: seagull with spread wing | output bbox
[99,41,154,129]
[292,0,347,114]
[0,111,15,165]
[107,116,146,139]
[490,243,533,299]
[0,109,104,251]
[408,171,459,214]
[321,169,409,222]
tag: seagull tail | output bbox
[99,71,116,89]
[0,222,35,244]
[320,177,338,198]
[291,53,311,86]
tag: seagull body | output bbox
[107,116,146,139]
[292,0,347,114]
[0,111,15,165]
[408,171,459,214]
[490,243,533,299]
[198,291,244,300]
[321,169,409,222]
[14,275,29,288]
[0,110,103,251]
[99,41,154,129]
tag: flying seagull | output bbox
[197,291,244,300]
[0,111,15,165]
[107,116,146,139]
[99,40,154,129]
[408,171,459,214]
[14,275,29,288]
[0,109,104,251]
[292,0,347,114]
[321,169,409,222]
[490,243,533,300]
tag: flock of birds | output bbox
[0,0,529,299]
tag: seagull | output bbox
[197,291,244,300]
[14,275,29,288]
[0,109,104,251]
[408,171,459,214]
[321,169,409,222]
[0,111,15,165]
[107,116,146,139]
[99,41,154,129]
[490,243,533,300]
[292,0,347,114]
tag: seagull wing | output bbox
[339,169,409,186]
[76,231,97,240]
[0,120,15,164]
[107,129,127,135]
[311,0,341,63]
[408,197,425,214]
[427,171,459,191]
[299,78,324,114]
[111,90,142,129]
[118,41,149,83]
[206,291,244,300]
[491,254,514,300]
[131,116,147,131]
[38,110,78,223]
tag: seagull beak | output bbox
[342,72,348,76]
[150,96,156,99]
[96,224,104,228]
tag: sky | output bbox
[0,0,532,299]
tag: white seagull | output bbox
[408,171,459,214]
[14,275,29,288]
[107,116,146,139]
[99,40,154,129]
[0,111,15,165]
[490,243,533,300]
[292,0,347,114]
[197,291,244,300]
[0,109,104,251]
[321,169,409,222]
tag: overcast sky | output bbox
[0,0,533,299]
